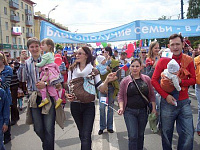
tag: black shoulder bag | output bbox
[130,75,152,114]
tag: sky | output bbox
[32,0,189,46]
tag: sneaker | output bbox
[38,98,49,107]
[98,130,103,135]
[55,98,63,109]
[107,129,114,133]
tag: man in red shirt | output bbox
[151,34,196,150]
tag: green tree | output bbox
[187,0,200,18]
[55,44,63,51]
[186,0,200,47]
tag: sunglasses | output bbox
[76,52,86,56]
[142,52,147,53]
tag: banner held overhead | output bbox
[40,19,200,43]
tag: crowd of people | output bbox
[0,33,199,150]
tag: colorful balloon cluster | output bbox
[96,42,108,48]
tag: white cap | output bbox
[167,59,180,73]
[96,55,106,64]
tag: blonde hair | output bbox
[41,38,55,52]
[147,41,159,59]
[139,49,147,58]
[0,52,8,65]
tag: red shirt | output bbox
[151,53,196,100]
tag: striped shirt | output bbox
[17,56,42,92]
[10,62,20,88]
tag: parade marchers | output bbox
[0,33,199,150]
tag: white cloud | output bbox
[33,0,189,34]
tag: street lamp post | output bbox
[48,5,58,21]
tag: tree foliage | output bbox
[55,44,63,50]
[186,0,200,48]
[187,0,200,18]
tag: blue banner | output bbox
[40,19,200,43]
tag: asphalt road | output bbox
[5,87,200,150]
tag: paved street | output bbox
[5,87,200,150]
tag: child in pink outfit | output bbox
[36,38,63,109]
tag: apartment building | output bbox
[0,0,35,58]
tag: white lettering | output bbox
[196,25,200,32]
[134,27,140,34]
[75,35,82,40]
[142,26,148,34]
[166,26,172,32]
[54,30,61,37]
[47,27,53,36]
[61,33,68,38]
[159,26,165,32]
[149,26,159,33]
[104,34,110,40]
[90,36,97,41]
[98,35,106,40]
[125,28,131,35]
[185,26,191,31]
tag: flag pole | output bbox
[100,102,118,112]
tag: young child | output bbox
[96,55,110,75]
[160,59,181,104]
[36,38,62,109]
[56,83,66,109]
[0,87,10,149]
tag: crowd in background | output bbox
[0,34,199,150]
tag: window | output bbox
[25,4,28,10]
[29,6,31,10]
[22,14,24,21]
[31,28,32,33]
[21,2,23,9]
[5,22,8,30]
[11,10,14,15]
[26,28,29,33]
[23,27,25,33]
[17,12,19,17]
[6,36,9,44]
[18,38,21,44]
[4,7,7,15]
[12,37,16,44]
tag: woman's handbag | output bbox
[68,68,99,103]
[130,75,152,114]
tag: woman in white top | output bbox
[66,46,117,150]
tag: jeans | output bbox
[124,107,148,150]
[70,102,95,150]
[160,98,194,150]
[10,85,20,122]
[170,89,179,101]
[0,126,5,150]
[195,84,200,131]
[31,96,56,150]
[98,86,114,130]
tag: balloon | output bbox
[125,49,133,58]
[54,54,62,66]
[96,42,101,46]
[127,43,134,52]
[54,57,62,66]
[101,42,107,48]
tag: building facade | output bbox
[0,0,35,58]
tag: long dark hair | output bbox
[69,46,92,71]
